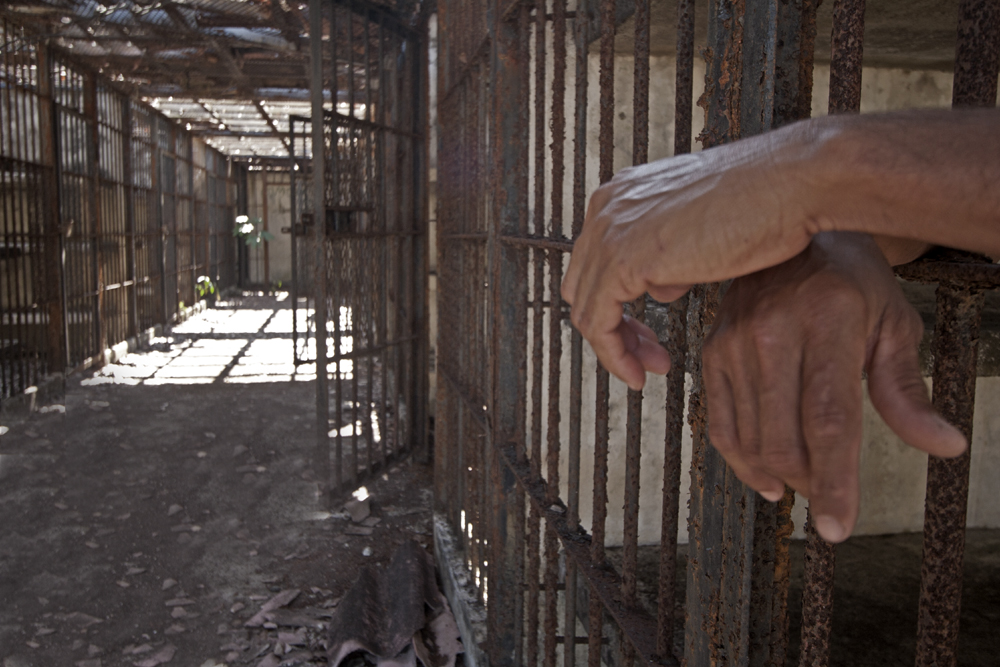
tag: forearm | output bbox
[788,108,1000,259]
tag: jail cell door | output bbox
[320,2,427,496]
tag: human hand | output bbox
[561,124,823,389]
[702,232,966,542]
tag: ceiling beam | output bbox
[254,99,293,154]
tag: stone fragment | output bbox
[133,643,176,667]
[343,498,371,524]
[164,625,185,636]
[167,505,183,517]
[344,525,373,536]
[162,579,177,591]
[230,602,245,614]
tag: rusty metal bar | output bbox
[528,2,547,662]
[546,1,568,664]
[589,0,616,664]
[621,2,651,664]
[913,2,1000,665]
[797,2,868,663]
[488,0,531,661]
[309,0,330,502]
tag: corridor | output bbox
[0,295,433,667]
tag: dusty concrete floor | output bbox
[615,530,1000,667]
[0,294,434,667]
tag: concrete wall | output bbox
[529,55,999,545]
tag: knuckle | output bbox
[760,446,805,475]
[803,402,852,444]
[707,424,737,455]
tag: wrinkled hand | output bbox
[703,232,966,542]
[560,125,823,389]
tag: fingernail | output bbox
[814,514,847,543]
[760,488,784,503]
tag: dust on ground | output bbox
[0,294,433,667]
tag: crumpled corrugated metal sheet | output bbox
[328,541,463,667]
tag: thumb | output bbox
[867,312,967,459]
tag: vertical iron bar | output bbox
[621,2,650,665]
[798,2,867,663]
[529,3,547,662]
[915,2,999,665]
[564,8,588,665]
[310,0,330,505]
[489,0,530,662]
[546,1,567,663]
[589,2,615,665]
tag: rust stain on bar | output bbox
[827,0,866,114]
[674,0,695,156]
[915,284,984,667]
[798,511,836,667]
[494,437,679,667]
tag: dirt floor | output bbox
[0,294,434,667]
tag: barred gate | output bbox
[434,1,998,666]
[304,0,429,498]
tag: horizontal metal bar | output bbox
[325,334,418,362]
[499,234,574,253]
[895,259,1000,289]
[492,437,678,667]
[327,229,423,239]
[326,109,423,140]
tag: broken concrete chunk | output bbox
[162,579,178,591]
[164,624,185,636]
[133,642,176,667]
[164,599,196,607]
[360,516,381,528]
[167,505,183,517]
[244,589,300,627]
[230,602,245,614]
[343,497,371,524]
[170,607,188,619]
[255,655,280,667]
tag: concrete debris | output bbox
[344,498,371,524]
[255,655,279,667]
[167,505,183,517]
[133,643,176,667]
[55,612,103,627]
[361,516,382,528]
[245,589,300,627]
[162,579,178,591]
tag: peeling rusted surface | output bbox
[952,0,1000,108]
[915,284,984,667]
[493,437,678,667]
[774,0,821,127]
[798,511,836,667]
[657,294,688,661]
[674,0,695,155]
[827,0,866,114]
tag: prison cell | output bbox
[1,18,238,401]
[299,0,429,499]
[433,1,999,666]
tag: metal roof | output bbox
[3,0,423,157]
